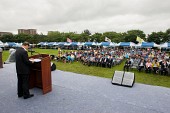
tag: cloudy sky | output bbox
[0,0,170,34]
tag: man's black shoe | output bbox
[23,94,34,99]
[18,95,23,98]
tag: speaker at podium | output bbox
[111,71,135,87]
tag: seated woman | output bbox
[57,51,62,61]
[152,59,159,74]
[61,52,67,63]
[145,59,152,73]
[76,52,81,62]
[66,54,72,63]
[70,54,75,62]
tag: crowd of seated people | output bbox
[123,48,170,75]
[79,48,124,68]
[51,47,170,75]
[53,48,125,68]
[56,51,75,63]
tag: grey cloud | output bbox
[0,0,170,34]
[34,0,170,25]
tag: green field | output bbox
[2,48,170,88]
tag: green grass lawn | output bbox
[2,48,170,88]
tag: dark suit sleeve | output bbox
[22,50,32,66]
[15,47,33,74]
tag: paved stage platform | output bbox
[0,63,170,113]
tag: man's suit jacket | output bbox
[161,63,168,69]
[125,60,131,66]
[15,47,32,74]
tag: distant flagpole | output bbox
[105,37,111,42]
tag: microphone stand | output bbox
[28,47,35,55]
[33,51,43,59]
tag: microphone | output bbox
[33,51,43,59]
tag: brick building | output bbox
[0,32,12,37]
[18,29,37,35]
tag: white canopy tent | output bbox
[160,42,170,48]
[0,41,4,48]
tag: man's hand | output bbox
[29,58,34,63]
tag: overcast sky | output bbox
[0,0,170,35]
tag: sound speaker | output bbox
[122,72,135,87]
[111,71,124,85]
[111,71,135,87]
[51,62,56,71]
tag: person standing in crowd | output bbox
[15,42,34,99]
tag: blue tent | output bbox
[53,42,59,46]
[71,42,78,46]
[47,42,55,46]
[141,42,154,47]
[58,42,66,46]
[119,42,130,46]
[119,42,136,47]
[5,42,16,47]
[100,42,110,46]
[64,42,71,46]
[42,42,48,46]
[37,42,47,46]
[84,42,93,46]
[12,43,22,47]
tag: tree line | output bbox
[0,29,170,44]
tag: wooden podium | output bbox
[29,54,52,94]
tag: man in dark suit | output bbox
[15,42,34,99]
[124,58,131,71]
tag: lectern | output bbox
[29,54,52,94]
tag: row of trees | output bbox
[0,29,170,44]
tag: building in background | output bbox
[18,29,37,35]
[0,32,12,37]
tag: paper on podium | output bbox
[29,58,41,62]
